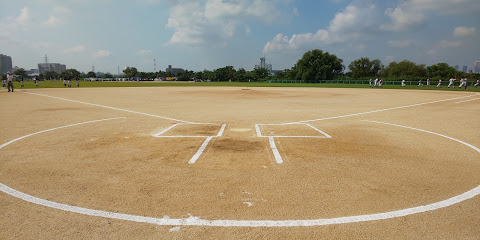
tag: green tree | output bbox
[214,66,236,81]
[251,68,269,81]
[426,63,456,79]
[381,60,426,79]
[43,71,58,80]
[13,68,28,78]
[85,71,96,78]
[234,68,247,82]
[348,58,383,79]
[60,69,81,79]
[123,67,138,78]
[292,49,344,81]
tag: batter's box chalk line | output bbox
[152,123,226,164]
[255,123,333,164]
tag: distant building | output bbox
[38,63,66,74]
[0,54,13,74]
[255,57,272,72]
[166,65,184,74]
[454,65,459,71]
[474,61,480,73]
[462,65,468,72]
[26,69,39,76]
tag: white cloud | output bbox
[43,15,62,26]
[381,0,480,31]
[137,49,152,56]
[94,50,112,58]
[16,7,32,25]
[64,45,86,54]
[438,40,461,48]
[166,0,287,46]
[54,6,71,14]
[263,2,378,54]
[387,40,414,48]
[453,27,476,37]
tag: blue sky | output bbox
[1,0,479,74]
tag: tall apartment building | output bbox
[0,54,13,74]
[474,61,480,73]
[255,57,272,72]
[165,65,184,74]
[38,63,66,74]
[462,65,468,72]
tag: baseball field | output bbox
[1,86,479,239]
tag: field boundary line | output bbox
[279,94,476,125]
[25,92,201,124]
[455,97,480,104]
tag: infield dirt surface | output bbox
[1,87,479,239]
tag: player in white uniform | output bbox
[369,79,372,87]
[418,79,423,86]
[401,79,406,87]
[448,78,455,88]
[475,80,479,88]
[374,78,378,88]
[426,78,430,86]
[459,78,466,89]
[436,79,442,88]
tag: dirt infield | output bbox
[1,87,479,239]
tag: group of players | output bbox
[369,78,479,89]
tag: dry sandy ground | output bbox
[0,87,479,239]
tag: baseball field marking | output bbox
[455,97,480,104]
[152,123,227,164]
[1,119,479,227]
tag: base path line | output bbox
[268,137,284,164]
[455,97,480,104]
[189,136,214,164]
[25,92,198,124]
[279,94,476,125]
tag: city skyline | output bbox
[1,0,479,74]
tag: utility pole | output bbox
[44,54,50,72]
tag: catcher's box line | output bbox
[256,123,333,164]
[1,120,480,227]
[152,123,227,164]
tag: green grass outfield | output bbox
[4,80,480,92]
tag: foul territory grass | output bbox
[6,80,480,92]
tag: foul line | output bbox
[25,92,198,124]
[276,94,476,125]
[455,97,480,104]
[268,137,283,164]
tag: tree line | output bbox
[9,49,479,81]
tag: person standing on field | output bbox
[20,76,24,88]
[6,72,14,92]
[76,77,80,87]
[427,78,430,86]
[448,78,455,88]
[401,79,406,87]
[436,79,442,88]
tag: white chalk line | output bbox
[271,94,477,125]
[455,97,480,104]
[25,92,201,124]
[1,118,480,227]
[256,124,332,164]
[152,123,227,164]
[268,137,283,164]
[189,137,214,164]
[0,117,126,150]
